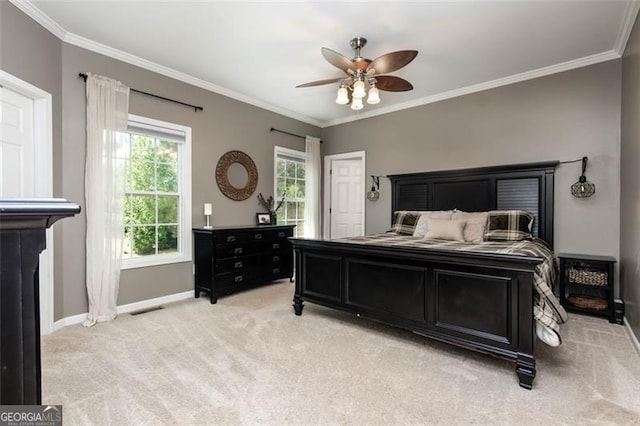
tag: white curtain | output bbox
[304,136,322,238]
[83,73,130,327]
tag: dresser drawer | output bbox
[215,271,256,289]
[215,255,260,273]
[213,227,293,244]
[261,264,293,280]
[215,242,262,258]
[215,265,291,290]
[267,240,291,251]
[264,251,292,267]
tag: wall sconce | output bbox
[571,156,595,198]
[204,203,213,229]
[367,176,380,201]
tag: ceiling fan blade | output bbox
[375,76,414,92]
[321,47,356,73]
[367,50,418,75]
[296,78,343,88]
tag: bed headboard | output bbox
[388,161,558,247]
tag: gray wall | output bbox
[322,60,622,294]
[60,45,319,316]
[3,2,320,319]
[621,13,640,342]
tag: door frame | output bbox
[323,151,366,239]
[1,70,54,334]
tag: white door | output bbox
[0,87,35,196]
[0,84,54,334]
[328,157,365,239]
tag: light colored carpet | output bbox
[42,280,640,425]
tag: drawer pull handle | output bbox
[254,233,263,240]
[272,243,280,249]
[273,268,280,274]
[235,275,243,283]
[226,236,236,242]
[234,261,243,269]
[272,255,280,262]
[234,247,243,255]
[278,232,285,237]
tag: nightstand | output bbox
[558,253,617,323]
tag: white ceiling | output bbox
[22,1,639,127]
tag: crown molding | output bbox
[8,0,66,39]
[9,0,323,128]
[614,0,640,55]
[10,0,633,129]
[62,33,324,127]
[322,49,621,128]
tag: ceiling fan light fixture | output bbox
[351,97,364,110]
[335,86,349,105]
[367,85,380,104]
[352,80,366,99]
[297,37,418,112]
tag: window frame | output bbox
[120,114,192,270]
[274,146,306,236]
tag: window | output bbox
[120,114,192,269]
[274,146,306,237]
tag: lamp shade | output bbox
[335,87,349,105]
[571,177,595,198]
[366,187,380,201]
[204,203,212,215]
[352,80,366,99]
[367,86,380,104]
[351,98,364,110]
[571,157,595,198]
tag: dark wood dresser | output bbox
[193,225,295,303]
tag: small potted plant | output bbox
[257,193,285,225]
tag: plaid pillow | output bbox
[391,211,421,235]
[484,210,534,241]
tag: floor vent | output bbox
[129,306,163,316]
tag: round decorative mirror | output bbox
[215,150,258,201]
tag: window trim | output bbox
[121,114,192,270]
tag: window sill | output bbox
[121,253,192,270]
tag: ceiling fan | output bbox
[296,37,418,110]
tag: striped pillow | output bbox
[391,211,421,235]
[484,210,534,241]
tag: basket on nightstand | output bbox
[568,268,608,287]
[567,294,608,311]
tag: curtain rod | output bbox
[270,127,322,143]
[78,73,203,112]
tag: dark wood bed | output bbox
[291,161,558,389]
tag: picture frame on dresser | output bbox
[256,213,271,225]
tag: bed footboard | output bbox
[291,239,541,389]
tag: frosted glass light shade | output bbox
[367,86,380,104]
[352,80,366,99]
[351,98,364,110]
[335,87,349,105]
[204,203,212,215]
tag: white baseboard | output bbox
[52,312,88,332]
[51,290,193,332]
[624,317,640,357]
[116,290,193,315]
